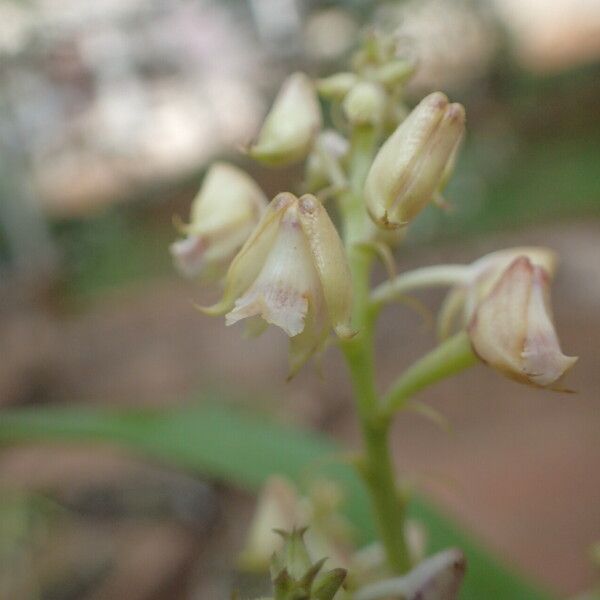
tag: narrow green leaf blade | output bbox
[0,403,554,600]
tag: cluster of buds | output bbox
[241,477,466,600]
[239,477,354,575]
[266,528,347,600]
[317,32,415,130]
[169,27,578,600]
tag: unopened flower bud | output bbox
[342,81,387,126]
[364,92,465,229]
[170,162,267,280]
[248,73,322,167]
[316,72,359,100]
[468,256,577,389]
[239,477,302,571]
[271,528,314,582]
[269,527,347,600]
[202,193,353,375]
[312,568,347,600]
[373,58,416,88]
[304,130,349,193]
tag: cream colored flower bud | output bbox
[342,80,387,126]
[202,192,353,375]
[239,476,301,571]
[364,92,465,229]
[373,58,416,88]
[468,256,577,389]
[316,72,359,100]
[248,73,322,167]
[170,162,267,280]
[304,129,349,193]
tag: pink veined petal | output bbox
[170,234,207,278]
[226,206,324,337]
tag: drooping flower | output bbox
[468,256,577,389]
[170,162,267,280]
[202,192,353,375]
[437,247,558,339]
[248,73,322,167]
[364,92,465,229]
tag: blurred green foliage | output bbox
[0,401,555,600]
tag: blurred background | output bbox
[0,0,599,598]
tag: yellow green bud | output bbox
[316,72,359,101]
[342,81,387,127]
[364,92,465,229]
[248,73,322,167]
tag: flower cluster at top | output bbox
[170,31,576,391]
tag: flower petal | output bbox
[226,200,323,337]
[199,193,294,315]
[469,257,532,383]
[522,266,578,388]
[248,73,322,167]
[297,194,354,338]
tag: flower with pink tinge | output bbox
[468,256,577,390]
[202,192,353,375]
[170,162,267,280]
[438,246,557,339]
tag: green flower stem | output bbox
[340,124,378,247]
[338,126,480,575]
[341,249,412,575]
[340,125,412,574]
[382,331,478,418]
[370,264,469,307]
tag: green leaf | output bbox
[0,402,554,600]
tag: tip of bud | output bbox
[273,192,297,211]
[426,91,449,111]
[445,102,466,124]
[299,194,318,215]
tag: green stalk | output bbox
[337,125,479,575]
[339,125,412,574]
[382,331,478,417]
